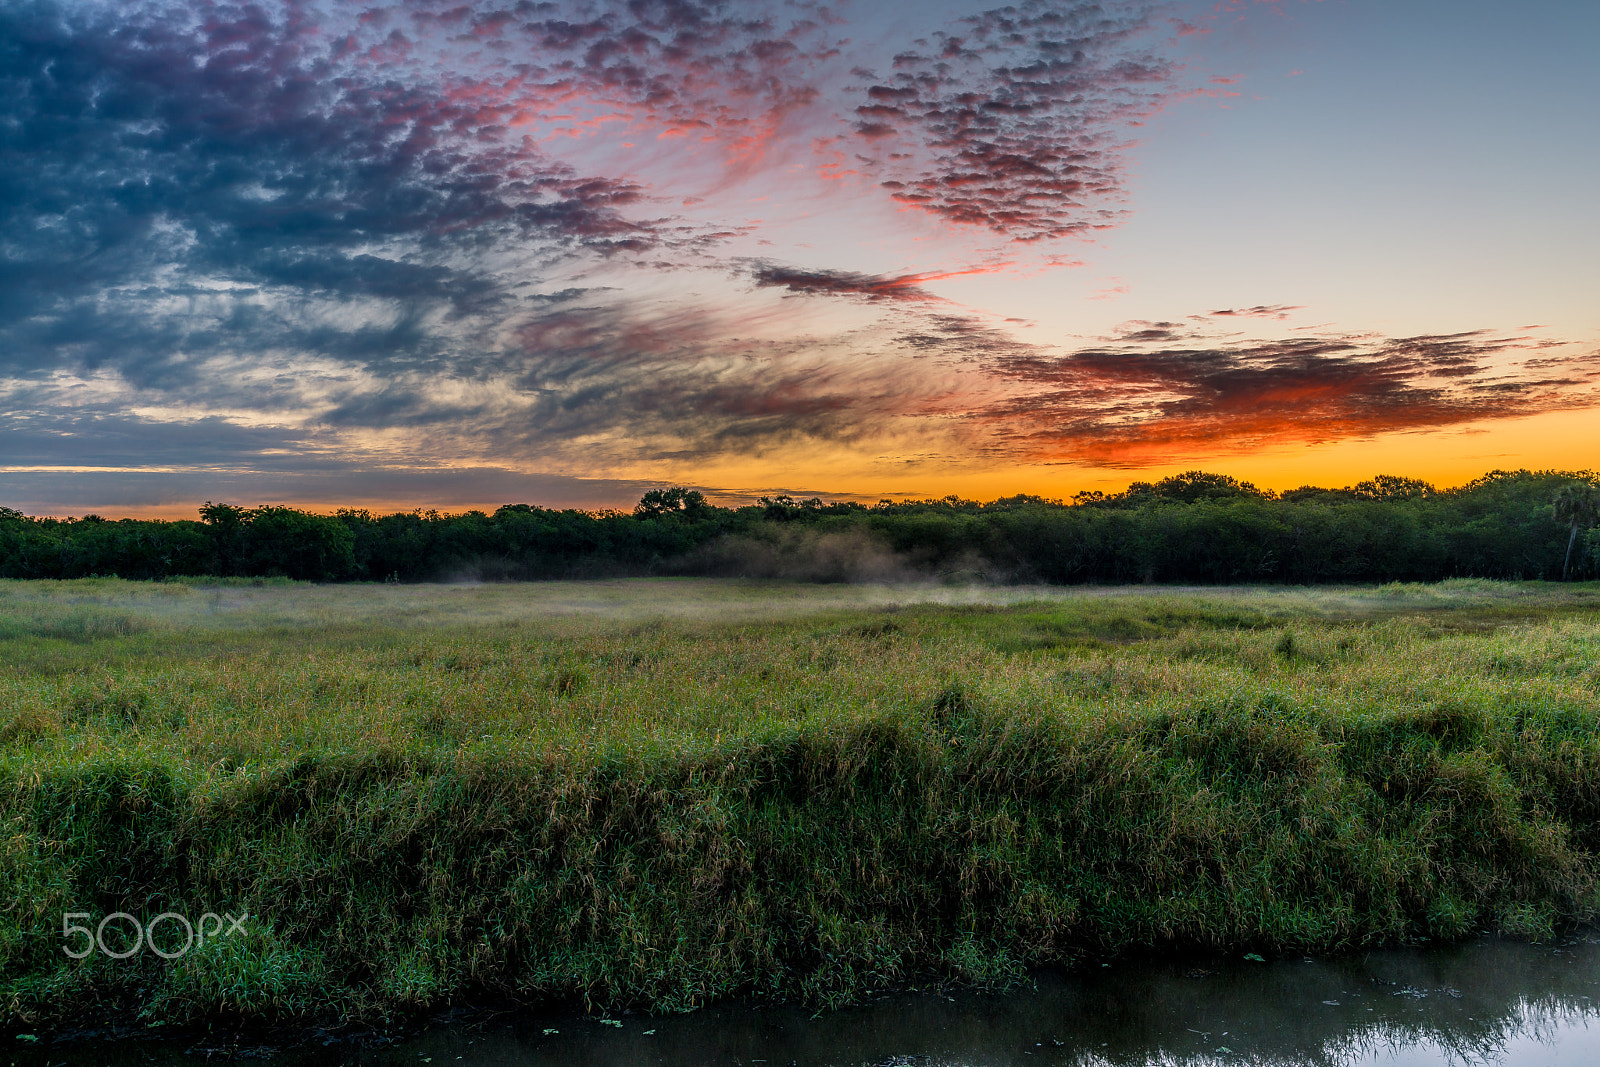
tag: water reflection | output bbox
[14,934,1597,1066]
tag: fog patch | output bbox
[679,526,995,584]
[432,556,637,584]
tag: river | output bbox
[12,933,1597,1065]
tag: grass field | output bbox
[2,577,1599,1029]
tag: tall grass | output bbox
[1,579,1597,1027]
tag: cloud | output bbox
[977,327,1600,466]
[0,0,699,401]
[747,262,1005,302]
[387,0,1177,247]
[1106,320,1207,344]
[391,0,841,177]
[0,410,322,471]
[480,297,971,458]
[1204,304,1305,320]
[0,465,677,517]
[751,264,942,301]
[844,0,1174,242]
[0,0,1184,401]
[2,0,1590,511]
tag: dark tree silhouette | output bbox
[6,469,1599,583]
[633,487,712,521]
[1352,475,1434,501]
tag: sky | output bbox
[2,0,1597,516]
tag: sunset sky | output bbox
[3,0,1597,516]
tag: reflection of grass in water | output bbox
[1303,993,1599,1067]
[1066,946,1600,1067]
[1,578,1598,1028]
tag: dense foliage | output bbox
[3,469,1598,583]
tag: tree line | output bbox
[2,470,1598,584]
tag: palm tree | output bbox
[1552,482,1600,580]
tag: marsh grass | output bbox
[1,578,1598,1027]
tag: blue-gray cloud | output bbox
[0,0,678,390]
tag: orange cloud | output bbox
[973,327,1600,466]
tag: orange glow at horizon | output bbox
[29,402,1593,522]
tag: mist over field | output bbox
[7,573,1596,644]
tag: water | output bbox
[12,934,1597,1066]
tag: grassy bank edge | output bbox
[4,690,1597,1030]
